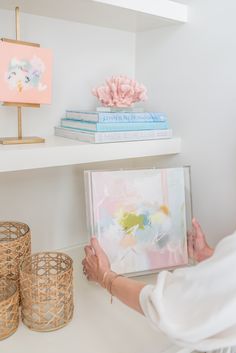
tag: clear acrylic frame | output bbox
[84,166,193,277]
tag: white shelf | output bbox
[0,246,177,353]
[0,136,181,173]
[0,0,188,32]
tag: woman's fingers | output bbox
[192,218,203,235]
[187,230,194,258]
[91,237,103,256]
[192,218,207,245]
[84,245,94,257]
[82,238,110,284]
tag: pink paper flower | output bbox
[92,75,148,107]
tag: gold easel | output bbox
[0,7,45,145]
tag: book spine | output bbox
[94,129,172,143]
[61,119,97,131]
[66,111,98,122]
[98,112,167,123]
[55,127,95,143]
[61,119,169,132]
[95,121,169,131]
[55,126,172,143]
[65,111,167,123]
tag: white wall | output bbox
[1,1,235,251]
[0,9,135,136]
[0,9,136,251]
[136,0,236,246]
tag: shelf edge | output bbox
[0,137,181,173]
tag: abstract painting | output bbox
[0,41,52,104]
[85,168,189,275]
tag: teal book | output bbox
[61,119,169,132]
[65,110,167,123]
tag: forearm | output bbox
[104,272,146,314]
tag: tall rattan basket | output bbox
[0,278,19,340]
[20,252,74,332]
[0,222,31,282]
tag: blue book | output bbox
[65,110,167,123]
[61,119,169,132]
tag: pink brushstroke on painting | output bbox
[0,41,52,104]
[147,243,188,269]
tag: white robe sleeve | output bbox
[140,231,236,352]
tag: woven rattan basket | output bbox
[20,252,74,332]
[0,278,19,340]
[0,222,31,282]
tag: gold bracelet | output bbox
[108,274,123,304]
[101,271,108,288]
[101,271,115,289]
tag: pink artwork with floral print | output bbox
[0,41,52,104]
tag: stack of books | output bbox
[55,108,172,143]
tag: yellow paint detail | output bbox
[150,212,165,223]
[17,80,23,93]
[160,205,170,215]
[119,212,144,234]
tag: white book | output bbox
[54,126,173,144]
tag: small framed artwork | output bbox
[0,40,52,104]
[84,167,192,276]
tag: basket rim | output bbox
[0,325,19,341]
[22,312,74,332]
[20,251,73,277]
[0,277,19,304]
[0,221,30,243]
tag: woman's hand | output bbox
[82,237,111,286]
[188,218,214,262]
